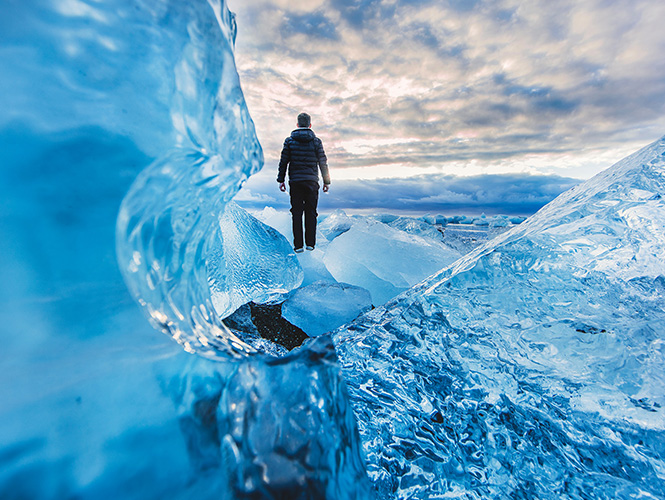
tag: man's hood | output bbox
[291,128,316,143]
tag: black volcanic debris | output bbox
[249,302,309,350]
[223,302,309,351]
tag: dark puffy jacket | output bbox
[277,128,330,185]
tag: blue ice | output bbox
[333,137,665,498]
[0,0,370,497]
[1,0,664,499]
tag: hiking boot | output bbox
[306,246,315,251]
[294,247,304,253]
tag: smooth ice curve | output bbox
[114,1,272,359]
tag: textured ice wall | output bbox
[0,1,371,497]
[334,137,665,498]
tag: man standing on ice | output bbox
[277,112,330,253]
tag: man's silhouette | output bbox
[277,112,330,252]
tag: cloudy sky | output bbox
[228,0,665,214]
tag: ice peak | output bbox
[333,136,665,498]
[434,135,665,285]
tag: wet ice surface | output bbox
[233,211,518,350]
[169,336,373,499]
[333,137,665,498]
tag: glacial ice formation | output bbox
[208,202,303,319]
[318,209,356,240]
[333,136,665,498]
[252,206,294,241]
[0,0,370,498]
[282,281,373,337]
[324,219,462,305]
[169,336,373,499]
[113,16,264,357]
[3,0,665,498]
[252,208,468,300]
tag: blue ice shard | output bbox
[323,217,462,305]
[282,280,372,337]
[208,201,303,319]
[334,137,665,498]
[169,337,373,499]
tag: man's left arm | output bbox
[315,139,330,191]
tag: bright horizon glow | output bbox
[228,0,665,213]
[292,144,640,181]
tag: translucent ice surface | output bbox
[282,281,372,337]
[319,209,356,240]
[252,206,293,240]
[169,336,373,499]
[333,136,665,498]
[0,0,370,498]
[252,208,337,287]
[208,202,303,319]
[4,0,665,497]
[324,219,462,305]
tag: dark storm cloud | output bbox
[494,74,580,115]
[326,174,581,214]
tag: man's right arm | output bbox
[277,139,290,183]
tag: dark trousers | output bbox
[289,180,319,249]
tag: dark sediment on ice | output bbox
[223,302,308,351]
[249,302,308,350]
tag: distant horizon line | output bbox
[239,202,534,219]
